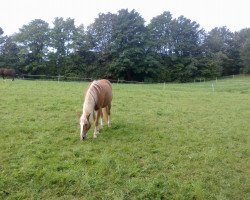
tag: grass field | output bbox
[0,76,249,199]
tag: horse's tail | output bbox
[102,107,109,124]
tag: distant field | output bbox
[0,76,249,199]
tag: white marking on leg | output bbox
[100,118,103,129]
[93,127,99,139]
[108,116,111,127]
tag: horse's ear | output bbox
[76,111,81,119]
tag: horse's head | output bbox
[79,113,91,140]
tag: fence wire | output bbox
[17,73,249,83]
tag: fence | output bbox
[17,73,249,84]
[2,73,249,93]
[18,74,146,84]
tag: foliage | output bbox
[0,10,250,81]
[50,17,77,75]
[12,19,50,74]
[0,37,20,68]
[109,9,147,81]
[0,77,249,199]
[204,27,243,76]
[237,28,250,73]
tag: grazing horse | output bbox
[80,79,112,140]
[0,68,16,81]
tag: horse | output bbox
[79,79,112,140]
[0,68,16,81]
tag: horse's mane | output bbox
[83,81,101,115]
[85,81,99,98]
[92,81,102,95]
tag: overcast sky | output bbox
[1,0,249,35]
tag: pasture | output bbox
[0,77,249,199]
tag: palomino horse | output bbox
[0,68,16,81]
[80,79,112,140]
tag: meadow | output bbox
[0,76,249,199]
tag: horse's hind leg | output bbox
[107,104,112,128]
[99,109,104,129]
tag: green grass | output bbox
[0,76,249,199]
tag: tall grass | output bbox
[0,77,249,199]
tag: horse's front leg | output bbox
[93,109,101,139]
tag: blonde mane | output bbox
[82,81,98,118]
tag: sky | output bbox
[1,0,249,35]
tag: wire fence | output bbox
[1,73,249,94]
[16,73,249,84]
[0,72,248,86]
[17,74,146,84]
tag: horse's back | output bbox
[95,79,112,107]
[1,68,15,76]
[98,79,112,89]
[98,79,112,95]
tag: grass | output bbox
[0,76,249,199]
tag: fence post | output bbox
[212,83,215,92]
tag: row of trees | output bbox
[0,9,250,82]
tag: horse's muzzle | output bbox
[80,132,86,140]
[80,123,85,140]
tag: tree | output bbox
[205,27,242,75]
[0,27,5,48]
[13,19,50,74]
[240,39,250,73]
[0,27,7,67]
[204,27,231,53]
[1,10,247,81]
[50,17,77,76]
[110,9,147,81]
[1,37,20,68]
[86,13,116,78]
[237,28,250,73]
[171,16,205,57]
[87,13,116,53]
[147,12,205,82]
[73,24,87,51]
[147,11,173,55]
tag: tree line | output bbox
[0,9,249,82]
